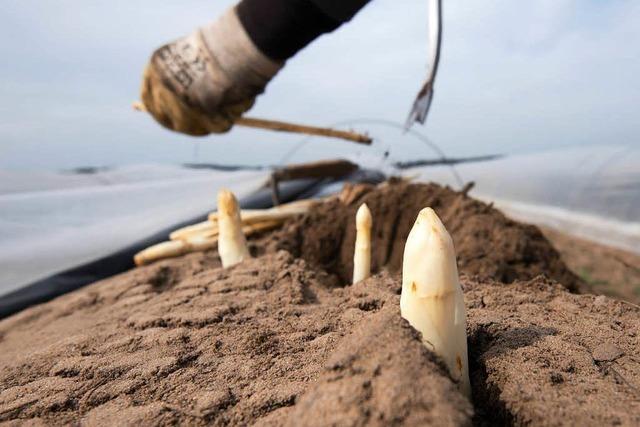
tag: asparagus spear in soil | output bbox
[353,203,373,284]
[217,189,251,268]
[401,207,471,397]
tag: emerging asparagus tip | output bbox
[400,207,471,398]
[217,189,250,268]
[353,203,373,284]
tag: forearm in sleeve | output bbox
[237,0,371,61]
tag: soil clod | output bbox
[592,343,625,362]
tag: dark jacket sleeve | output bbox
[237,0,371,61]
[309,0,371,22]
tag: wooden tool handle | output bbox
[133,102,371,145]
[235,117,371,144]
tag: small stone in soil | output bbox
[592,343,624,362]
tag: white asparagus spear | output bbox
[134,238,214,266]
[208,201,313,224]
[178,220,282,245]
[171,210,268,241]
[170,221,219,241]
[352,203,372,284]
[400,207,471,398]
[134,220,283,266]
[186,235,218,252]
[209,210,299,225]
[207,209,260,222]
[173,203,309,241]
[241,220,282,235]
[134,240,187,266]
[217,189,251,268]
[136,197,313,265]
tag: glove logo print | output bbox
[156,39,210,92]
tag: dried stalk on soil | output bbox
[217,190,250,268]
[169,200,313,242]
[134,241,189,266]
[353,203,372,284]
[170,221,219,241]
[208,199,313,224]
[400,207,471,397]
[133,237,219,266]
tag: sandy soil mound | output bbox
[0,253,471,426]
[272,181,582,291]
[0,181,636,426]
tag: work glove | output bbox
[140,7,283,136]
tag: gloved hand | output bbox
[140,7,283,136]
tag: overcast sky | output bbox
[1,0,639,170]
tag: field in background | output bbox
[542,226,640,305]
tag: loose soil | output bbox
[270,181,583,291]
[0,181,637,426]
[465,275,640,425]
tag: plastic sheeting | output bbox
[1,145,637,297]
[405,144,639,254]
[0,165,270,296]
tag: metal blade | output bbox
[404,0,442,131]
